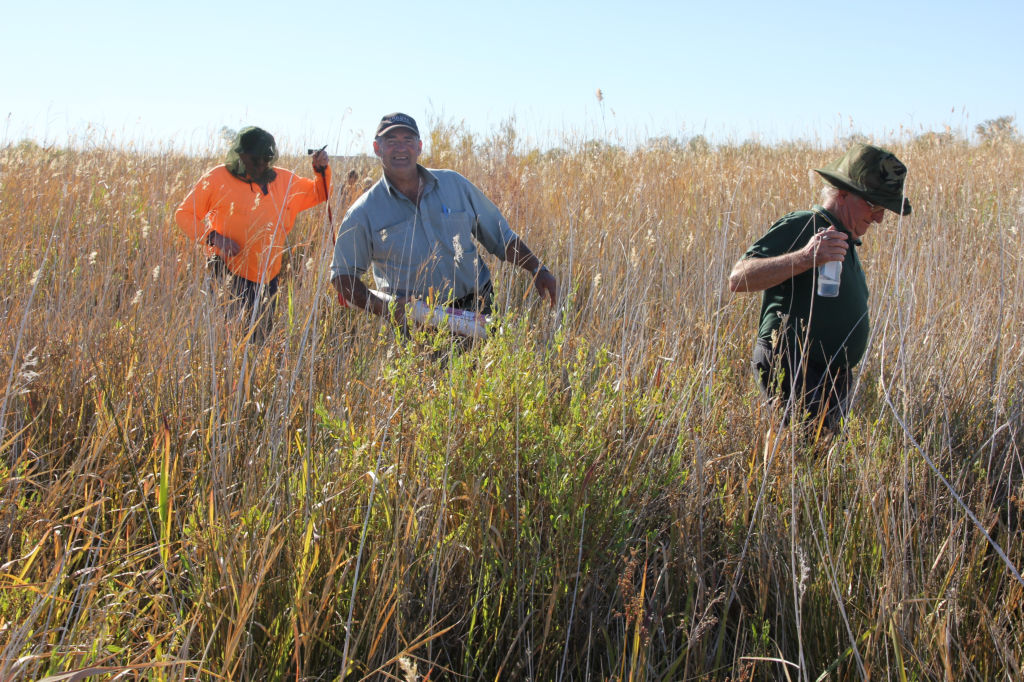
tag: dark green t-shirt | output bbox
[743,206,870,368]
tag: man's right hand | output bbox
[805,227,848,266]
[209,231,241,258]
[335,274,409,326]
[728,227,850,293]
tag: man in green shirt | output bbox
[728,143,911,428]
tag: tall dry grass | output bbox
[1,127,1023,680]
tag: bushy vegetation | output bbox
[1,128,1023,680]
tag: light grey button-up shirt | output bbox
[330,166,518,300]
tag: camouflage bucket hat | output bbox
[225,126,278,179]
[814,143,911,215]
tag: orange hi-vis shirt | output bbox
[175,165,331,283]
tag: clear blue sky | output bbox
[2,0,1021,154]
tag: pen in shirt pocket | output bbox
[441,204,451,215]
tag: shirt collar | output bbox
[811,204,861,246]
[381,164,438,199]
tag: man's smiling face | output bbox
[373,129,422,176]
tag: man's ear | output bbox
[372,139,383,158]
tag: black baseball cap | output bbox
[375,112,419,137]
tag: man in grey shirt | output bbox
[330,113,557,323]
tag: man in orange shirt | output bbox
[175,126,331,334]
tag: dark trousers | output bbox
[449,279,494,316]
[207,256,279,338]
[752,338,850,430]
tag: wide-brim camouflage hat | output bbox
[224,126,278,179]
[814,143,912,215]
[236,126,278,161]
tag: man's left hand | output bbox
[311,149,329,173]
[533,267,557,307]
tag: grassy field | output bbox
[1,127,1023,680]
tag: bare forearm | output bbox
[730,226,848,293]
[505,236,558,306]
[333,275,390,318]
[728,252,812,292]
[504,237,544,274]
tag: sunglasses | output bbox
[862,197,885,213]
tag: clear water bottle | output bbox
[817,260,842,298]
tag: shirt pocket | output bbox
[438,210,477,259]
[439,209,473,235]
[371,219,417,261]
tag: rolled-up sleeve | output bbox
[285,166,331,226]
[331,206,371,280]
